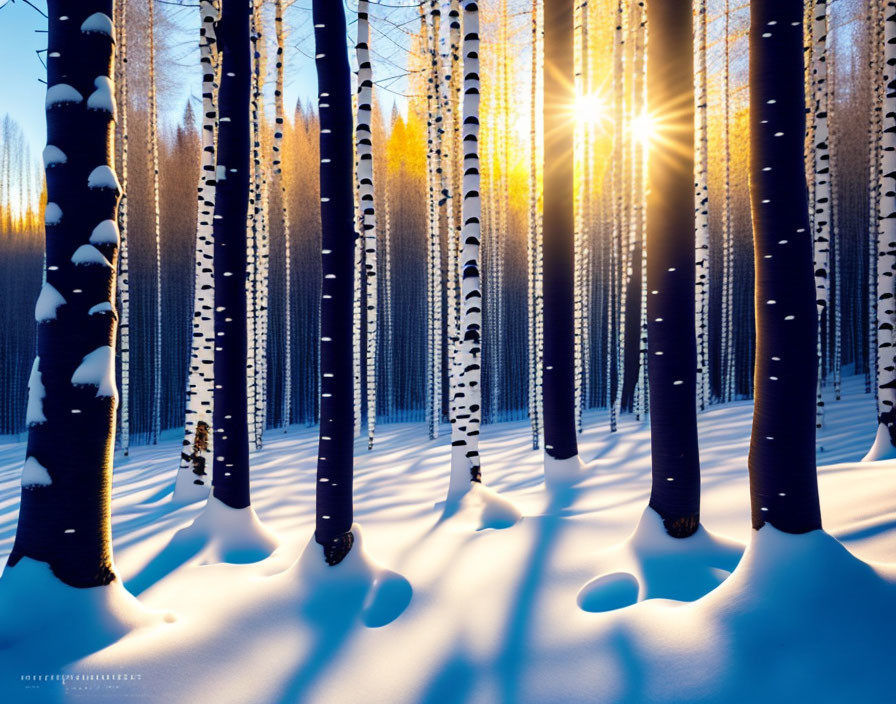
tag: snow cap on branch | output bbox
[71,346,118,399]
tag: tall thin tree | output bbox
[542,0,580,476]
[313,0,357,565]
[645,0,700,537]
[748,0,822,534]
[149,0,162,445]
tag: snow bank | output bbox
[21,456,51,488]
[443,479,522,531]
[578,506,743,611]
[71,346,117,398]
[861,422,896,462]
[45,83,82,108]
[543,453,587,489]
[290,523,412,629]
[71,244,112,267]
[89,218,120,246]
[172,495,277,565]
[35,282,66,322]
[0,558,170,660]
[26,358,46,425]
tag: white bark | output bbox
[116,0,130,456]
[694,0,710,412]
[149,0,162,445]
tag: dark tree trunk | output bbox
[645,0,701,538]
[7,0,121,587]
[313,0,356,565]
[542,0,577,461]
[211,0,252,510]
[748,0,822,534]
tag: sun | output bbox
[630,111,654,146]
[574,93,608,127]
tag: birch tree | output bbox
[175,0,219,502]
[645,0,700,538]
[528,0,543,449]
[274,0,291,431]
[115,0,131,456]
[694,0,710,412]
[543,0,581,478]
[313,0,357,565]
[866,0,896,461]
[6,0,123,586]
[748,0,822,534]
[149,0,162,445]
[356,0,378,450]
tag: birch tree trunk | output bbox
[867,0,883,396]
[694,0,710,412]
[274,0,291,431]
[748,0,822,534]
[7,0,122,586]
[528,0,543,450]
[446,0,462,434]
[356,0,378,450]
[720,0,734,403]
[866,0,896,461]
[812,0,831,431]
[313,0,357,565]
[543,0,579,469]
[149,0,162,444]
[646,0,700,538]
[448,0,483,497]
[175,0,219,503]
[212,0,254,510]
[116,0,130,456]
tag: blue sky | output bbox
[0,1,411,162]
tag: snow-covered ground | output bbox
[1,374,895,703]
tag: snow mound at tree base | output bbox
[606,527,896,702]
[861,422,896,461]
[543,453,587,489]
[290,523,412,628]
[442,482,522,531]
[177,495,279,564]
[0,558,171,653]
[578,507,743,611]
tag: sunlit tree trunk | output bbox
[720,0,734,403]
[7,0,122,586]
[748,0,822,534]
[811,0,831,431]
[828,42,842,401]
[448,0,483,495]
[313,0,356,564]
[694,0,710,412]
[868,0,883,397]
[115,0,130,456]
[175,0,219,502]
[149,0,162,444]
[645,0,700,538]
[542,0,579,464]
[355,0,378,450]
[527,0,543,450]
[274,0,291,431]
[609,0,625,432]
[446,0,462,435]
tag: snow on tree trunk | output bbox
[812,0,831,431]
[149,0,162,445]
[115,0,130,457]
[694,0,710,413]
[867,0,896,460]
[527,0,543,450]
[542,0,578,462]
[748,0,822,534]
[274,0,291,431]
[448,0,484,497]
[6,0,122,587]
[355,1,378,450]
[212,0,254,510]
[313,0,356,565]
[175,0,219,503]
[645,0,700,539]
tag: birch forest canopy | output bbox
[0,0,875,444]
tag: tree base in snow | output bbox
[177,495,278,564]
[441,481,522,531]
[861,423,896,462]
[0,557,172,652]
[577,506,743,612]
[171,463,211,505]
[543,453,586,490]
[291,523,411,628]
